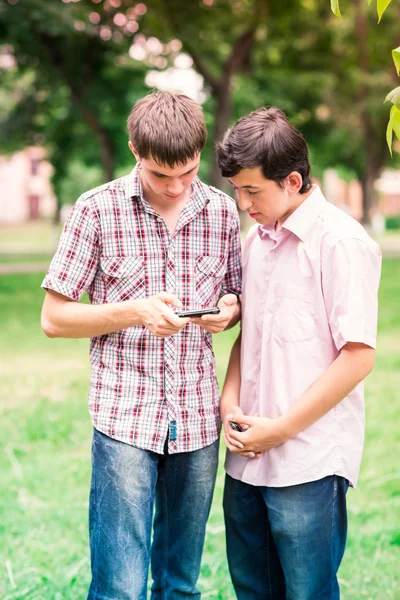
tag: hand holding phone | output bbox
[177,307,221,318]
[230,420,245,432]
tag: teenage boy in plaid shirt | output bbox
[41,91,242,600]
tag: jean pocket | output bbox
[100,255,145,303]
[195,255,225,306]
[272,283,317,343]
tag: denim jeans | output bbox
[87,428,219,600]
[223,474,349,600]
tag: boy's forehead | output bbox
[229,167,265,186]
[146,154,200,176]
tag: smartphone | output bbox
[230,421,245,432]
[177,307,221,318]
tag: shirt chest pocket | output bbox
[195,255,226,307]
[100,256,145,303]
[272,283,317,343]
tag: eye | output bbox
[155,173,167,179]
[248,190,258,196]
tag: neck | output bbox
[276,185,315,229]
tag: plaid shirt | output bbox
[42,167,242,454]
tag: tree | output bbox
[0,0,148,215]
[141,0,265,189]
[331,0,400,157]
[325,0,400,221]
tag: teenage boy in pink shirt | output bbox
[216,107,382,600]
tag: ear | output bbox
[285,171,303,194]
[128,141,140,163]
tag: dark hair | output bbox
[217,107,312,193]
[127,91,207,166]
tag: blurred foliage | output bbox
[385,214,400,229]
[0,0,399,220]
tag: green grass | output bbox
[0,221,62,254]
[1,264,400,599]
[0,254,53,265]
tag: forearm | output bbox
[41,292,143,339]
[220,331,242,418]
[280,343,375,439]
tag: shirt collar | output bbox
[124,166,144,201]
[258,185,325,243]
[123,166,211,214]
[282,185,325,242]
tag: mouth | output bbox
[248,212,260,218]
[165,192,181,198]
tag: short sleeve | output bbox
[41,197,101,301]
[322,238,382,351]
[220,211,242,297]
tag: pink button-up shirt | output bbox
[225,186,382,488]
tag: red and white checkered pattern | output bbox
[42,167,242,453]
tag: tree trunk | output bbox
[360,171,377,226]
[77,102,115,182]
[210,83,232,191]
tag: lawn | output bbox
[1,263,400,600]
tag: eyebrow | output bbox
[151,164,199,177]
[228,180,260,189]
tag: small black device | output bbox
[177,307,221,318]
[230,421,245,432]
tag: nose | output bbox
[166,179,184,196]
[237,192,252,212]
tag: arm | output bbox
[220,331,260,458]
[41,195,188,339]
[41,289,189,339]
[226,342,375,453]
[220,331,242,421]
[227,236,382,454]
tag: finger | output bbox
[157,293,183,309]
[224,434,244,449]
[164,311,190,328]
[224,437,241,454]
[226,413,254,427]
[189,321,224,334]
[218,293,238,307]
[191,315,226,325]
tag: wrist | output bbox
[118,298,145,328]
[276,414,297,442]
[220,397,240,420]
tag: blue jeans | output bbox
[87,428,219,600]
[223,474,349,600]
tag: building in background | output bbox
[0,147,56,225]
[323,168,400,225]
[375,170,400,216]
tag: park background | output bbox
[1,0,400,598]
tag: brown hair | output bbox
[217,107,312,193]
[127,91,207,166]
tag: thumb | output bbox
[219,293,238,307]
[227,413,253,426]
[157,292,183,308]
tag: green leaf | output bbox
[392,107,400,139]
[330,0,341,19]
[386,105,400,156]
[385,86,400,107]
[393,47,400,77]
[377,0,393,23]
